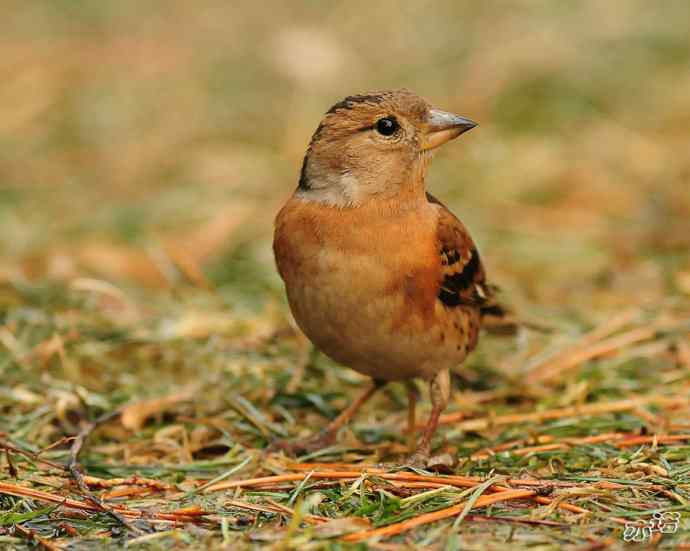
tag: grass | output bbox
[1,1,690,549]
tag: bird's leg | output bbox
[270,379,384,455]
[408,369,450,466]
[317,379,383,443]
[405,381,420,454]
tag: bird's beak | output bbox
[421,109,477,151]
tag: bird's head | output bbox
[296,89,476,208]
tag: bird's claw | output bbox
[405,451,455,472]
[405,450,430,469]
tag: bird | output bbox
[273,89,506,465]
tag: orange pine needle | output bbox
[438,395,690,429]
[615,434,690,447]
[343,489,536,542]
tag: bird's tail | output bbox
[480,301,520,335]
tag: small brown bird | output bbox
[274,89,504,464]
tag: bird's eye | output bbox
[375,116,399,136]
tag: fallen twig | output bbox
[66,410,143,534]
[0,481,212,524]
[0,440,69,472]
[204,470,509,493]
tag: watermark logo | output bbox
[623,512,680,543]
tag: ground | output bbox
[1,1,690,549]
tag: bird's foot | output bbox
[268,431,336,456]
[405,451,430,469]
[405,451,455,473]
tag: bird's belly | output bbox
[283,250,468,381]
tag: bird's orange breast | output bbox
[274,196,466,381]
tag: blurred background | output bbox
[3,0,689,312]
[2,1,690,433]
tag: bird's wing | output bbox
[427,192,508,321]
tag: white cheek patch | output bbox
[339,173,361,203]
[297,171,362,208]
